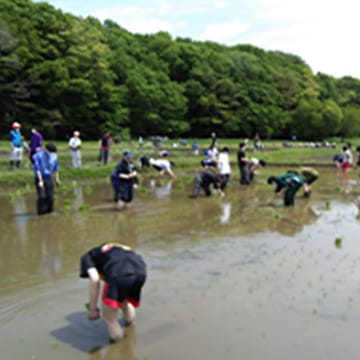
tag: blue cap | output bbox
[123,151,133,158]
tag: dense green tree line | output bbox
[1,0,360,140]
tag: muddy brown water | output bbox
[1,168,360,360]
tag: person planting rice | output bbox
[299,167,319,197]
[139,156,176,178]
[267,171,304,206]
[190,169,224,199]
[80,243,147,343]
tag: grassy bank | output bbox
[0,138,351,187]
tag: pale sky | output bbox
[34,0,360,79]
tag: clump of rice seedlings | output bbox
[79,204,90,211]
[335,237,343,249]
[83,185,93,195]
[325,200,331,209]
[177,181,185,190]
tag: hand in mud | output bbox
[88,307,100,321]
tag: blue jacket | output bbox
[32,149,59,178]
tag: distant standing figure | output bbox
[210,132,217,148]
[253,133,262,151]
[9,122,23,169]
[267,172,304,206]
[68,131,82,168]
[138,136,143,148]
[29,128,43,163]
[80,243,147,343]
[237,142,251,184]
[32,143,61,215]
[98,132,111,165]
[192,140,199,155]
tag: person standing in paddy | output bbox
[29,128,43,163]
[237,142,251,185]
[32,143,61,215]
[111,151,137,210]
[80,243,147,343]
[98,131,111,165]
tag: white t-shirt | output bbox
[342,149,353,164]
[250,158,259,166]
[218,152,231,175]
[69,137,81,150]
[149,158,171,173]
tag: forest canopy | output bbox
[1,0,360,140]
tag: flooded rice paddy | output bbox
[1,168,360,359]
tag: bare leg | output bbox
[122,300,136,325]
[102,303,124,342]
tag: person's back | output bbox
[278,172,304,187]
[218,150,231,175]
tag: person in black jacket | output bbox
[111,151,137,209]
[80,243,147,343]
[190,169,224,198]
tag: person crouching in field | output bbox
[190,169,224,199]
[248,158,266,183]
[299,167,319,197]
[139,156,176,178]
[80,243,147,343]
[267,171,304,206]
[111,151,137,210]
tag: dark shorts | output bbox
[306,176,318,185]
[102,273,146,309]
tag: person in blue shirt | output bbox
[111,151,137,210]
[32,143,61,215]
[9,122,23,169]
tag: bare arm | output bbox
[87,267,100,320]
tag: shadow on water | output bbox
[3,168,360,359]
[51,312,139,360]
